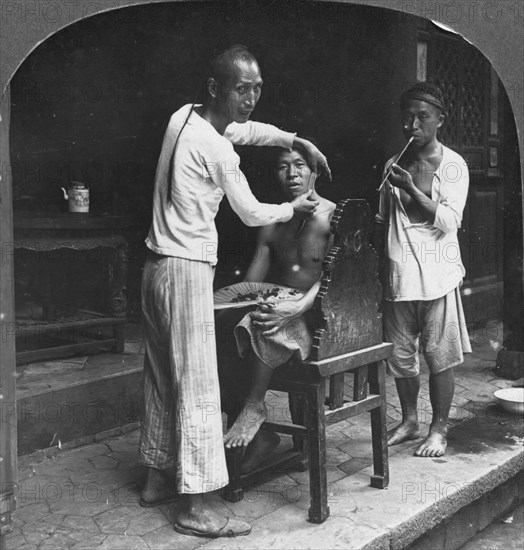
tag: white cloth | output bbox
[383,287,472,378]
[376,145,469,301]
[146,104,295,265]
[235,312,312,369]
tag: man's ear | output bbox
[437,113,445,128]
[207,77,218,99]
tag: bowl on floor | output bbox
[494,387,524,415]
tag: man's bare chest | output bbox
[398,158,440,212]
[270,223,328,265]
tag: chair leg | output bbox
[223,446,245,502]
[112,324,125,353]
[306,380,330,523]
[328,373,345,409]
[368,361,389,489]
[289,392,309,471]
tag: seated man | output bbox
[223,142,336,463]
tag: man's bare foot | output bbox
[224,401,268,448]
[387,421,421,446]
[241,431,281,474]
[414,430,447,457]
[175,497,250,538]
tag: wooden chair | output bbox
[220,199,393,523]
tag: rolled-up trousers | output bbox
[138,252,228,494]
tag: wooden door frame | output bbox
[0,84,17,539]
[1,0,523,536]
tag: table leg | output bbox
[110,241,128,318]
[41,261,56,322]
[109,241,127,352]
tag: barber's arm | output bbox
[212,153,318,227]
[225,120,294,148]
[225,122,332,180]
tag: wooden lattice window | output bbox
[422,24,504,289]
[425,30,496,178]
[433,38,460,149]
[460,48,488,149]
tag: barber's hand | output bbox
[291,190,319,217]
[306,170,318,192]
[293,137,332,181]
[388,164,415,193]
[251,300,304,336]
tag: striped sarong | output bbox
[138,252,228,494]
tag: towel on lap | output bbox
[234,312,313,369]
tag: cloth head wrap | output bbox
[401,83,446,113]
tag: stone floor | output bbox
[4,320,524,549]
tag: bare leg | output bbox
[415,368,454,457]
[224,357,273,448]
[387,376,421,446]
[175,493,250,537]
[140,467,177,507]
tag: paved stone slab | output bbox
[38,532,78,549]
[142,524,206,550]
[89,455,119,470]
[93,505,145,535]
[7,320,523,550]
[61,515,100,532]
[3,533,27,549]
[58,443,111,460]
[200,503,389,550]
[97,534,150,549]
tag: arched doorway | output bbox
[1,0,522,535]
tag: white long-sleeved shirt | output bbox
[146,104,295,265]
[376,145,469,301]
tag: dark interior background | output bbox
[9,0,422,313]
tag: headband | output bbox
[401,90,445,112]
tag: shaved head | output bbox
[201,44,263,130]
[209,45,259,86]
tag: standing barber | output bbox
[139,45,330,538]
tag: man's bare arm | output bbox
[388,164,437,224]
[252,280,320,336]
[244,226,272,283]
[225,123,331,181]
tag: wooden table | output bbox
[13,212,133,364]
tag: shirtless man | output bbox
[374,82,470,458]
[223,142,336,459]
